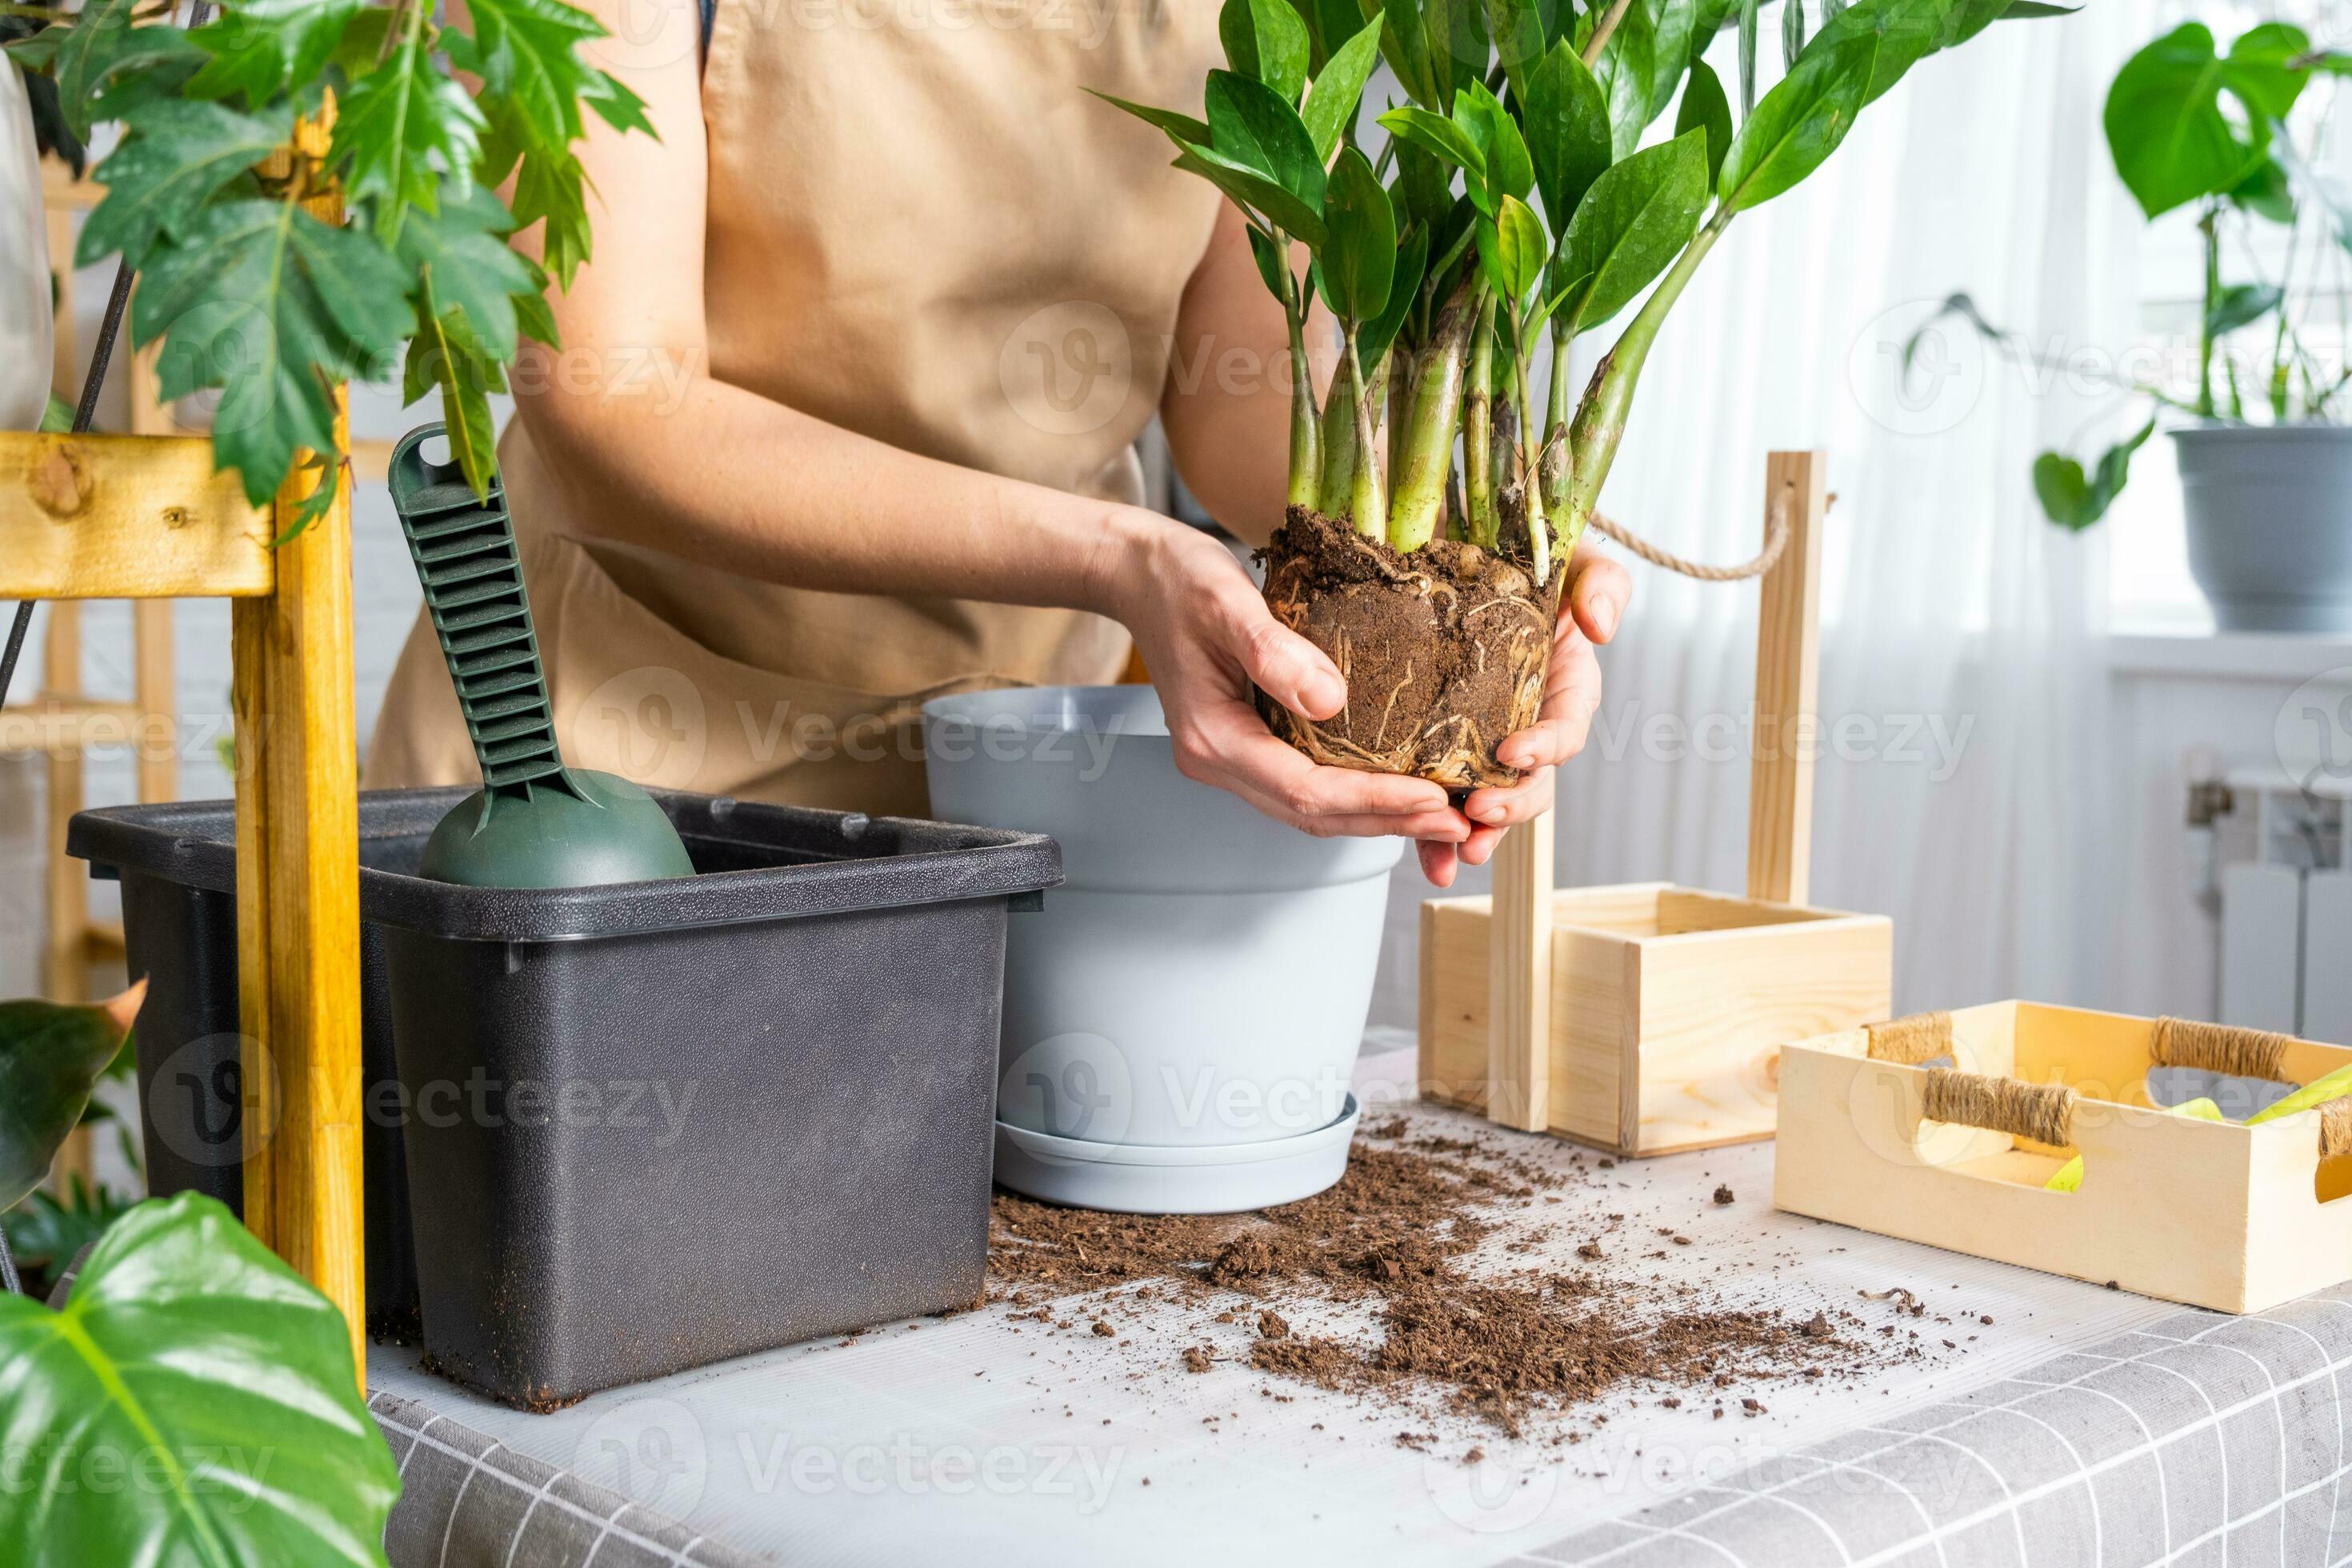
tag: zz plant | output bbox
[4,0,651,526]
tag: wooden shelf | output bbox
[0,433,275,599]
[0,696,144,758]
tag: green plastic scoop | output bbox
[387,426,694,889]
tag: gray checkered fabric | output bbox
[1514,1286,2352,1567]
[371,1391,771,1568]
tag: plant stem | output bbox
[1318,354,1359,517]
[2196,203,2218,421]
[1562,214,1726,536]
[1388,278,1477,551]
[1508,304,1550,581]
[1346,329,1388,540]
[1541,317,1577,516]
[1582,0,1634,66]
[1465,288,1499,548]
[1276,233,1322,510]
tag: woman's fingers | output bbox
[1217,580,1346,721]
[1174,687,1456,834]
[1494,628,1605,774]
[1461,766,1556,830]
[1566,541,1633,646]
[1418,839,1461,886]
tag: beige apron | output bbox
[365,0,1223,815]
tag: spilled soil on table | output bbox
[989,1118,1938,1443]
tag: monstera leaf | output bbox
[0,983,142,1214]
[0,1192,401,1566]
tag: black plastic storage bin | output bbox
[70,787,1058,1407]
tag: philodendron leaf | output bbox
[1320,144,1397,323]
[332,14,488,239]
[2030,416,2154,531]
[2229,158,2294,223]
[1173,141,1328,246]
[77,99,290,272]
[1476,192,1550,307]
[1560,126,1706,329]
[2205,282,2284,337]
[1301,15,1386,162]
[0,984,142,1214]
[1089,90,1213,148]
[0,1192,401,1564]
[1674,58,1733,186]
[2102,23,2271,219]
[1717,30,1875,212]
[2221,22,2312,123]
[1221,0,1312,105]
[1525,40,1611,238]
[1206,69,1326,210]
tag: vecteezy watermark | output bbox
[0,1438,277,1506]
[367,1071,699,1146]
[2274,666,2352,794]
[999,301,1135,437]
[999,1032,1134,1146]
[142,1033,273,1172]
[1586,701,1975,783]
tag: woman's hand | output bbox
[1416,539,1632,888]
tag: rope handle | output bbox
[1859,1010,2352,1156]
[1586,479,1829,582]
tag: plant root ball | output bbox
[1256,507,1565,791]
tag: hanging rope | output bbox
[1586,478,1830,582]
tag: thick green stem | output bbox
[1507,306,1550,582]
[1277,238,1322,508]
[2196,205,2218,422]
[1318,358,1359,516]
[1464,290,1499,549]
[1562,218,1724,535]
[1387,279,1476,552]
[1539,317,1576,522]
[1343,329,1387,540]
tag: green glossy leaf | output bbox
[31,0,202,140]
[509,142,594,290]
[1089,89,1212,150]
[1302,15,1386,162]
[184,0,362,109]
[1378,104,1486,188]
[393,186,538,362]
[1220,0,1311,104]
[78,100,290,270]
[1780,0,1804,68]
[1646,0,1698,117]
[1717,30,1874,211]
[1376,0,1439,106]
[1586,0,1656,156]
[43,0,132,136]
[407,294,508,501]
[2206,282,2284,336]
[1674,58,1733,186]
[460,0,606,153]
[2223,22,2311,122]
[1361,222,1429,371]
[0,990,138,1213]
[1206,69,1326,208]
[1320,143,1398,322]
[2102,23,2268,219]
[2228,157,2294,222]
[0,1192,400,1564]
[578,63,657,138]
[333,19,487,240]
[1561,126,1706,328]
[1173,140,1328,245]
[2030,417,2153,531]
[1524,40,1610,238]
[1454,79,1534,210]
[134,197,412,508]
[0,1175,134,1283]
[1802,0,1950,107]
[1476,191,1549,305]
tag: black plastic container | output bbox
[70,787,1058,1406]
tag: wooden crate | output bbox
[1418,451,1894,1157]
[1420,884,1890,1155]
[1777,1003,2352,1314]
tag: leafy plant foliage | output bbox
[6,0,652,526]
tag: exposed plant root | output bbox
[1257,508,1565,790]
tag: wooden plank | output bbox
[41,156,102,211]
[0,433,274,599]
[0,697,141,756]
[134,601,176,803]
[1487,814,1554,1132]
[235,203,365,1381]
[1420,897,1490,1110]
[42,607,90,1194]
[1549,925,1631,1150]
[1745,450,1828,906]
[45,205,74,400]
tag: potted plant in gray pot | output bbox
[1919,20,2352,630]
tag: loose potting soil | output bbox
[990,1115,1945,1445]
[1258,508,1565,792]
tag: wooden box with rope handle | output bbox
[1418,450,1894,1158]
[1778,1008,2352,1314]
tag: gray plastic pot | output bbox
[925,686,1399,1179]
[2174,425,2352,633]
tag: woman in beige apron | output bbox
[364,0,1631,884]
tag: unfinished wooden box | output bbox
[1418,451,1894,1158]
[1420,883,1890,1155]
[1777,1003,2352,1314]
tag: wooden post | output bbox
[1486,802,1554,1133]
[43,606,94,1192]
[1744,450,1829,907]
[235,115,365,1383]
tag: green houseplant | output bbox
[1914,21,2352,628]
[1105,0,2062,788]
[3,0,653,525]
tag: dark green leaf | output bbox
[2205,282,2283,336]
[184,0,362,109]
[1524,39,1611,238]
[1377,0,1439,107]
[333,21,487,240]
[1998,2,2078,18]
[1302,15,1386,162]
[394,186,537,361]
[1206,69,1326,208]
[2030,417,2153,530]
[1737,0,1758,111]
[1220,0,1312,104]
[1453,78,1534,209]
[0,1192,401,1563]
[1646,0,1698,117]
[1173,140,1329,245]
[0,990,138,1213]
[579,64,656,138]
[1560,126,1705,328]
[1476,191,1549,304]
[29,2,202,140]
[2102,23,2267,219]
[1802,0,1949,106]
[1089,89,1211,150]
[1718,30,1874,211]
[134,197,411,507]
[1586,0,1657,156]
[1378,103,1486,188]
[406,292,507,500]
[78,99,290,270]
[460,0,606,154]
[42,0,134,136]
[1674,58,1733,186]
[509,144,594,290]
[2229,157,2294,223]
[1320,144,1398,322]
[2222,22,2310,122]
[1361,222,1429,371]
[0,1175,133,1279]
[1780,0,1805,68]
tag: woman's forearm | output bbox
[514,346,1158,622]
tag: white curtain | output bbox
[1371,2,2150,1026]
